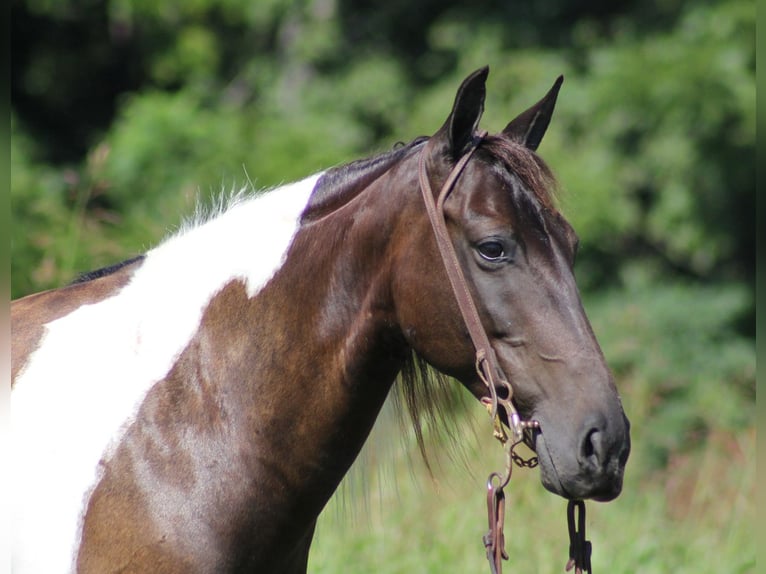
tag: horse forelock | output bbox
[479,135,559,211]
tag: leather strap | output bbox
[418,134,594,574]
[566,500,593,574]
[417,133,524,441]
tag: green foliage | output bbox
[103,90,252,201]
[11,0,754,297]
[10,1,755,569]
[11,118,70,295]
[541,0,754,290]
[11,114,174,295]
[309,432,755,572]
[585,281,755,468]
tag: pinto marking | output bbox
[11,67,631,574]
[11,174,321,573]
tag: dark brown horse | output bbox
[11,67,630,573]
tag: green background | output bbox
[11,0,755,571]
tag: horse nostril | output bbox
[581,427,602,467]
[565,413,630,500]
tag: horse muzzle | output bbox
[532,409,631,502]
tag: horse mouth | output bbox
[480,396,541,459]
[531,427,624,502]
[479,395,536,431]
[532,432,573,498]
[479,396,625,501]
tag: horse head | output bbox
[393,67,630,502]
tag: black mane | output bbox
[70,254,145,285]
[301,137,428,223]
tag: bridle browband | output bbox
[417,133,592,574]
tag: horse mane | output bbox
[301,137,429,223]
[71,255,146,285]
[392,352,471,473]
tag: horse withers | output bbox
[11,66,630,573]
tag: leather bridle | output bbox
[417,133,592,574]
[417,131,530,443]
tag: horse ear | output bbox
[502,75,563,151]
[433,66,489,159]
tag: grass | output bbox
[308,416,754,573]
[308,283,756,573]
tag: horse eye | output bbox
[477,241,505,261]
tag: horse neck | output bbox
[184,162,417,521]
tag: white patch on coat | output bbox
[10,173,321,573]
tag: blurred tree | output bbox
[11,0,754,307]
[10,0,696,164]
[549,0,754,291]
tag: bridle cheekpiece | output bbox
[417,133,592,574]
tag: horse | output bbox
[11,66,630,573]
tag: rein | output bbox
[417,134,593,574]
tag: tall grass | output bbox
[308,282,755,573]
[309,420,754,573]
